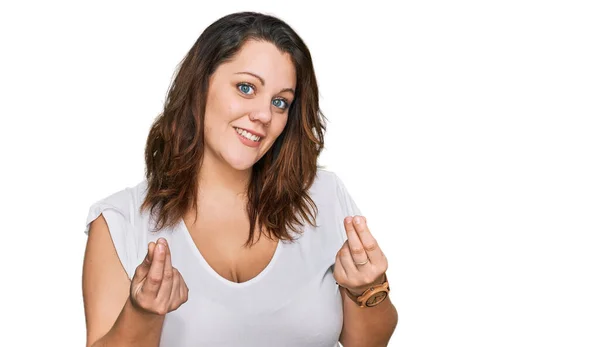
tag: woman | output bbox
[82,12,398,347]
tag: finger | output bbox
[134,241,156,281]
[156,238,173,302]
[157,239,174,302]
[148,241,156,261]
[179,276,189,303]
[142,240,166,296]
[352,216,385,264]
[170,268,180,298]
[169,269,182,311]
[338,241,359,276]
[344,216,369,268]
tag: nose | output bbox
[249,102,273,125]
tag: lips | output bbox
[234,127,262,148]
[234,127,264,142]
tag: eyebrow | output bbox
[235,71,295,95]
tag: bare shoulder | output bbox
[82,214,131,346]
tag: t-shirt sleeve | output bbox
[332,172,363,245]
[84,189,140,279]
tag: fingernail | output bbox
[353,216,361,224]
[158,238,166,245]
[344,217,352,224]
[157,243,165,252]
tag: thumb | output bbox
[134,242,156,281]
[148,241,156,262]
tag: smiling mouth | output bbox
[234,127,262,142]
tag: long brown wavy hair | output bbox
[142,12,326,247]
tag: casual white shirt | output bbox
[84,169,361,346]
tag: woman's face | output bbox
[203,40,296,171]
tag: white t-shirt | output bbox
[84,169,361,347]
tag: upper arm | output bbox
[82,214,132,347]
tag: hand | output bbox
[334,216,388,296]
[129,238,189,315]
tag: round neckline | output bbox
[177,219,283,288]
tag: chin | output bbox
[222,151,259,171]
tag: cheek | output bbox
[271,114,289,137]
[228,101,245,119]
[221,88,247,118]
[205,89,241,123]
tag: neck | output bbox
[196,151,252,204]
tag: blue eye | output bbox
[272,98,288,110]
[237,83,254,95]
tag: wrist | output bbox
[126,295,165,322]
[343,273,391,308]
[346,273,387,296]
[106,295,165,344]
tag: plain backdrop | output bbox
[1,0,599,346]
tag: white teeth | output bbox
[235,127,261,142]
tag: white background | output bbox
[1,0,598,346]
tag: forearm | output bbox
[91,297,165,347]
[341,295,398,347]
